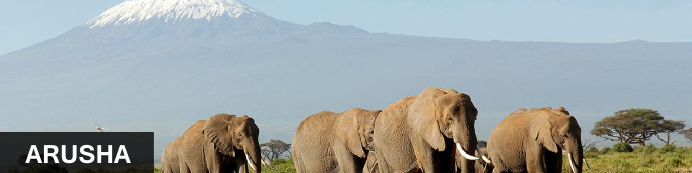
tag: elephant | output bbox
[374,88,483,173]
[178,114,261,173]
[162,137,181,173]
[291,108,381,173]
[363,152,379,173]
[486,107,583,173]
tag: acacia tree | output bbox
[591,108,684,146]
[681,128,692,142]
[261,139,291,161]
[582,138,598,150]
[655,120,685,145]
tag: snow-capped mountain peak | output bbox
[87,0,263,28]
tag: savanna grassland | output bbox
[571,144,692,173]
[150,145,692,173]
[256,145,692,173]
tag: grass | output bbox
[257,157,296,173]
[572,145,692,173]
[150,146,692,173]
[264,146,692,173]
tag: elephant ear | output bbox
[203,113,236,157]
[408,88,447,151]
[531,113,559,153]
[336,109,366,158]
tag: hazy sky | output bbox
[1,0,691,55]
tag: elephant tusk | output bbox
[475,147,491,163]
[583,158,591,170]
[482,155,491,164]
[456,143,479,160]
[567,153,578,173]
[245,154,257,170]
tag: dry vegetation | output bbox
[572,145,692,173]
[152,145,692,172]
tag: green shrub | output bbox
[263,157,296,173]
[586,147,599,154]
[660,144,677,153]
[635,144,657,154]
[600,147,611,154]
[613,142,634,152]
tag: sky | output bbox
[1,0,692,55]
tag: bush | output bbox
[613,142,634,152]
[660,144,677,153]
[600,147,611,154]
[586,147,599,154]
[263,157,296,173]
[635,144,657,154]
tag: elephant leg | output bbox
[293,154,305,173]
[410,135,436,172]
[334,145,361,173]
[544,152,562,173]
[179,162,190,173]
[235,155,249,173]
[235,163,248,173]
[205,154,221,173]
[204,143,226,173]
[375,152,390,173]
[526,144,547,173]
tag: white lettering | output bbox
[61,145,77,164]
[44,145,59,163]
[26,145,42,163]
[97,145,112,163]
[25,145,131,164]
[114,145,130,163]
[80,145,94,163]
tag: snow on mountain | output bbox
[87,0,263,28]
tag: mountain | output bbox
[1,0,691,158]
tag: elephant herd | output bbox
[162,87,585,173]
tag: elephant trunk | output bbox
[566,138,583,173]
[454,121,479,172]
[244,140,262,173]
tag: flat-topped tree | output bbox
[591,108,685,146]
[261,139,291,161]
